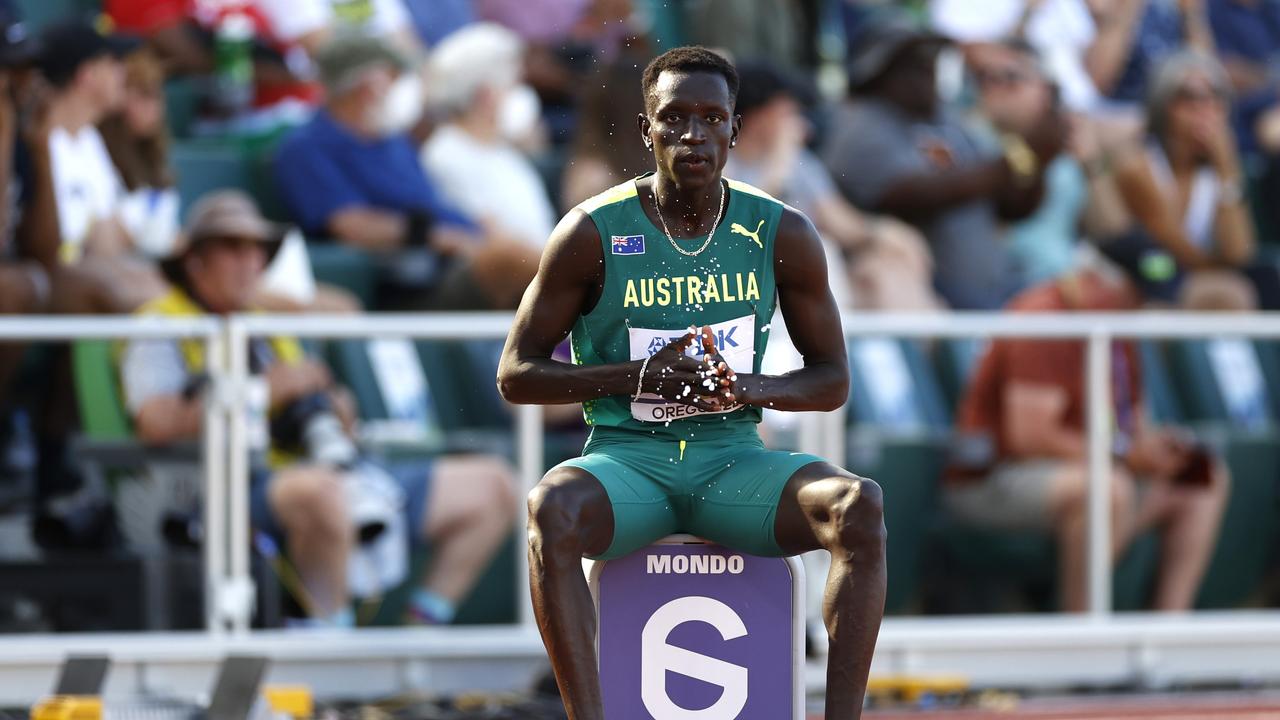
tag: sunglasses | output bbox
[1172,86,1225,104]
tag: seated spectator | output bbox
[421,23,555,249]
[98,48,180,259]
[120,190,518,626]
[274,33,537,309]
[822,15,1061,309]
[40,20,168,310]
[559,50,649,209]
[947,256,1229,613]
[725,60,940,310]
[1106,51,1268,309]
[970,40,1129,284]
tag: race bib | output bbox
[628,315,756,422]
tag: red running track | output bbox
[832,699,1280,720]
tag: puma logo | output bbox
[730,220,765,249]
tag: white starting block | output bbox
[585,534,805,719]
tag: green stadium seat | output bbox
[14,0,96,31]
[1161,338,1280,608]
[845,338,948,613]
[171,141,254,219]
[72,340,132,442]
[306,242,379,309]
[163,78,201,140]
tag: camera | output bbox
[270,392,357,468]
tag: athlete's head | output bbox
[638,46,741,189]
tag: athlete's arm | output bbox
[497,210,729,410]
[730,208,850,412]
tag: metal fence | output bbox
[1,311,1280,701]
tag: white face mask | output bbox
[374,73,424,136]
[498,83,540,141]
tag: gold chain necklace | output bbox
[654,181,726,257]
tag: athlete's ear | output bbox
[637,112,652,150]
[730,113,742,148]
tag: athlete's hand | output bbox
[699,326,740,410]
[642,330,733,412]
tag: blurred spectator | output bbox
[1106,51,1267,309]
[725,60,940,310]
[120,190,518,626]
[822,16,1060,309]
[947,258,1229,612]
[98,48,181,259]
[40,20,168,310]
[421,23,555,248]
[1094,0,1214,105]
[273,33,537,309]
[931,0,1101,110]
[970,40,1129,284]
[476,0,634,134]
[684,0,806,70]
[560,51,650,209]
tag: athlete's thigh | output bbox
[554,447,679,560]
[684,444,826,557]
[771,460,869,555]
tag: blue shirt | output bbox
[403,0,475,45]
[1209,0,1280,64]
[1208,0,1280,157]
[1109,2,1186,104]
[273,110,476,237]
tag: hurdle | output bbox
[586,534,806,719]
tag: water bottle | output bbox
[214,11,255,115]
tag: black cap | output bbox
[846,13,948,93]
[38,19,140,87]
[0,0,39,67]
[734,61,816,117]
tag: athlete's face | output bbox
[638,70,740,188]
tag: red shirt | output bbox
[953,281,1142,468]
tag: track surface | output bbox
[840,698,1280,719]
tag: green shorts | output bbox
[555,427,826,560]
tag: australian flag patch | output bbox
[611,234,645,255]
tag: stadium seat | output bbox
[306,242,380,308]
[14,0,96,31]
[845,338,948,613]
[1162,339,1280,608]
[163,78,201,140]
[172,141,255,220]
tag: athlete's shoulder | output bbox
[724,176,795,210]
[575,178,640,214]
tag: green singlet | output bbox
[557,174,826,559]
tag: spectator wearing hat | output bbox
[946,253,1229,613]
[273,32,537,310]
[822,15,1062,310]
[726,60,940,311]
[420,23,554,249]
[120,190,519,627]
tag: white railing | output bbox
[0,316,225,632]
[2,311,1280,700]
[837,311,1280,618]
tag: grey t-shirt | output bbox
[821,98,1023,309]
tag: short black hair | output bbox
[641,46,739,113]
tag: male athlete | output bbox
[497,47,886,719]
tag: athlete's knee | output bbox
[527,470,597,554]
[826,476,885,557]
